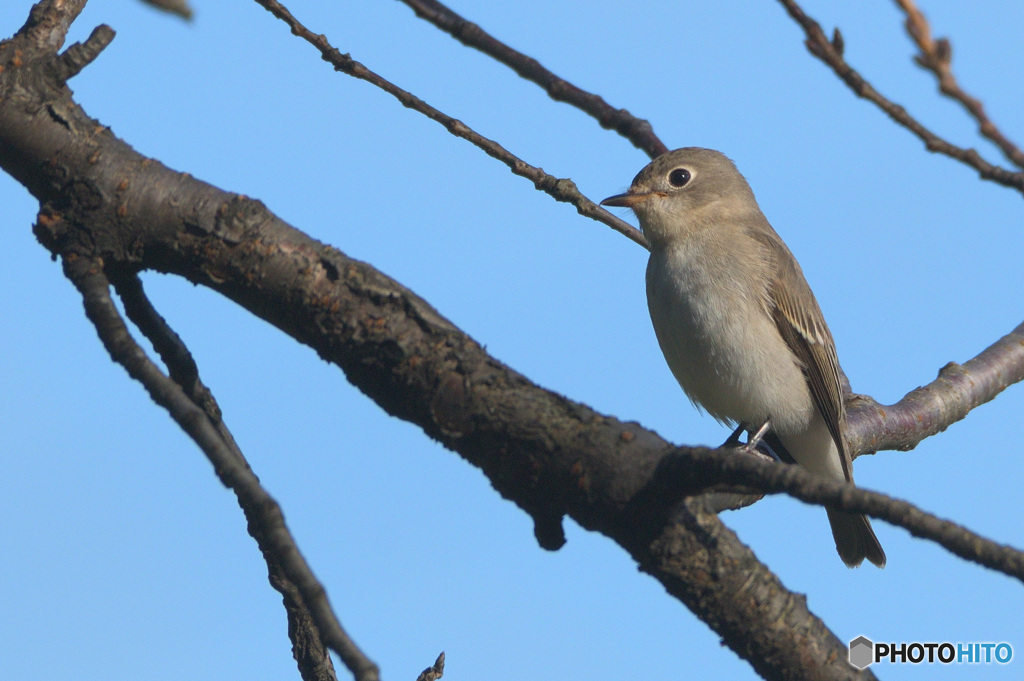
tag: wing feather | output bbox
[750,227,852,482]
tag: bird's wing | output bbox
[750,226,853,482]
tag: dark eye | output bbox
[668,168,691,187]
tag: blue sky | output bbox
[1,1,1022,679]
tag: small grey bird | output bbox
[602,147,885,568]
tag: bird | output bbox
[601,147,885,567]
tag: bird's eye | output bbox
[668,168,691,187]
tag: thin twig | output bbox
[64,256,371,681]
[775,0,1024,193]
[395,0,667,159]
[250,0,649,250]
[893,0,1024,169]
[111,271,201,396]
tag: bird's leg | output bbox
[762,432,796,464]
[745,420,772,453]
[725,421,784,462]
[722,423,746,447]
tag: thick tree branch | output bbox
[893,0,1024,169]
[775,0,1024,193]
[395,0,668,159]
[251,0,648,250]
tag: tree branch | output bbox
[658,449,1024,583]
[848,321,1024,454]
[775,0,1024,193]
[394,0,667,159]
[893,0,1024,169]
[251,0,648,250]
[64,255,367,681]
[102,270,335,680]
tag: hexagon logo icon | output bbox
[849,636,874,669]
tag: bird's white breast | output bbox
[645,235,815,434]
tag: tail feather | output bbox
[827,509,886,568]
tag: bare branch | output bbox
[108,273,339,681]
[893,0,1024,169]
[250,0,648,250]
[660,449,1024,583]
[63,256,372,681]
[111,271,203,403]
[395,0,667,159]
[849,321,1024,454]
[270,570,341,681]
[775,0,1024,193]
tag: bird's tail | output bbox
[826,509,886,568]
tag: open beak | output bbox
[600,191,653,208]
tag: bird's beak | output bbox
[600,191,653,208]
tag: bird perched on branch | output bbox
[602,148,885,567]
